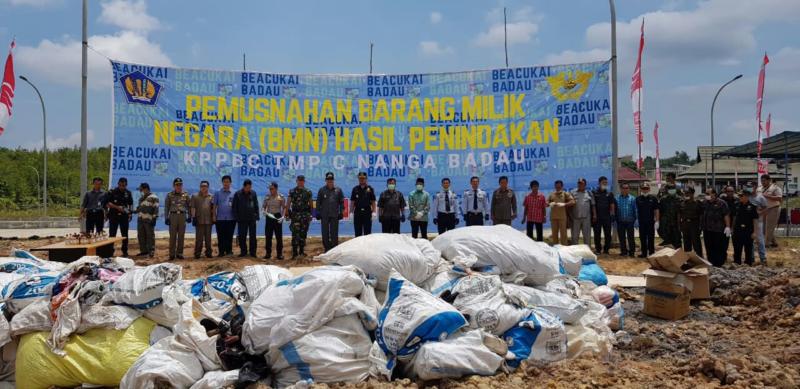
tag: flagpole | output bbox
[504,7,509,68]
[609,0,619,194]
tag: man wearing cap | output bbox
[570,178,594,246]
[135,183,158,258]
[190,180,215,259]
[378,178,406,233]
[262,182,286,260]
[433,178,459,234]
[408,177,431,239]
[165,178,191,260]
[635,182,659,257]
[232,179,259,258]
[80,177,106,234]
[350,172,376,236]
[288,175,314,258]
[105,177,133,257]
[732,189,759,266]
[678,187,703,257]
[491,176,517,226]
[317,172,345,252]
[213,175,236,257]
[462,176,489,226]
[657,180,682,249]
[592,176,616,254]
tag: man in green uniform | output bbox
[288,175,314,259]
[658,181,682,249]
[678,186,703,257]
[165,177,191,260]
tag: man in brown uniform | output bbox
[165,177,191,260]
[191,180,215,259]
[548,180,575,245]
[491,176,517,226]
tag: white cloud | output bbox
[17,31,174,90]
[5,0,62,7]
[474,7,540,48]
[419,40,453,56]
[99,0,160,32]
[429,11,442,24]
[24,130,96,150]
[543,48,609,65]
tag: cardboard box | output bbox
[645,248,711,300]
[642,271,693,320]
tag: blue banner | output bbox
[110,60,611,235]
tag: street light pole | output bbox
[710,74,743,189]
[609,0,619,194]
[19,75,47,217]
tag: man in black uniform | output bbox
[350,172,376,236]
[378,178,406,233]
[635,182,659,258]
[732,190,759,266]
[720,185,737,254]
[80,177,106,234]
[105,177,133,257]
[592,176,616,254]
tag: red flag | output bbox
[653,122,661,187]
[631,19,645,169]
[765,113,771,137]
[0,39,15,136]
[756,53,769,177]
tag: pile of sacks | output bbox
[0,225,624,388]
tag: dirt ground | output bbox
[1,234,799,388]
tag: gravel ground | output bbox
[2,235,799,388]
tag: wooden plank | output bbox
[31,237,125,251]
[607,274,646,288]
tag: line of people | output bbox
[80,171,783,266]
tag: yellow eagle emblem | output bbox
[546,70,593,101]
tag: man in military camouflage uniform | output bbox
[658,181,683,248]
[165,177,191,260]
[288,175,314,259]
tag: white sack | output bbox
[242,266,377,355]
[77,304,142,333]
[405,329,503,380]
[143,283,192,328]
[420,263,463,297]
[503,308,567,367]
[451,275,528,335]
[269,314,372,389]
[503,283,590,324]
[432,225,562,285]
[120,335,204,389]
[565,324,612,359]
[314,234,441,290]
[105,263,182,309]
[556,244,595,276]
[1,272,59,313]
[375,271,467,369]
[190,370,240,389]
[9,300,51,337]
[239,265,293,300]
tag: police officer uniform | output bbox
[462,187,489,226]
[105,177,133,257]
[350,172,376,236]
[317,172,345,252]
[433,188,459,234]
[165,177,191,260]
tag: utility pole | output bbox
[369,42,374,74]
[609,0,619,194]
[80,0,88,221]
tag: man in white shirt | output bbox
[462,176,489,226]
[746,184,768,264]
[757,174,783,247]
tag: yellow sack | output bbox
[16,317,156,389]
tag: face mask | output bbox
[705,195,712,201]
[416,184,423,191]
[600,185,608,190]
[388,184,396,190]
[668,189,677,195]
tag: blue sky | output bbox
[1,0,798,157]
